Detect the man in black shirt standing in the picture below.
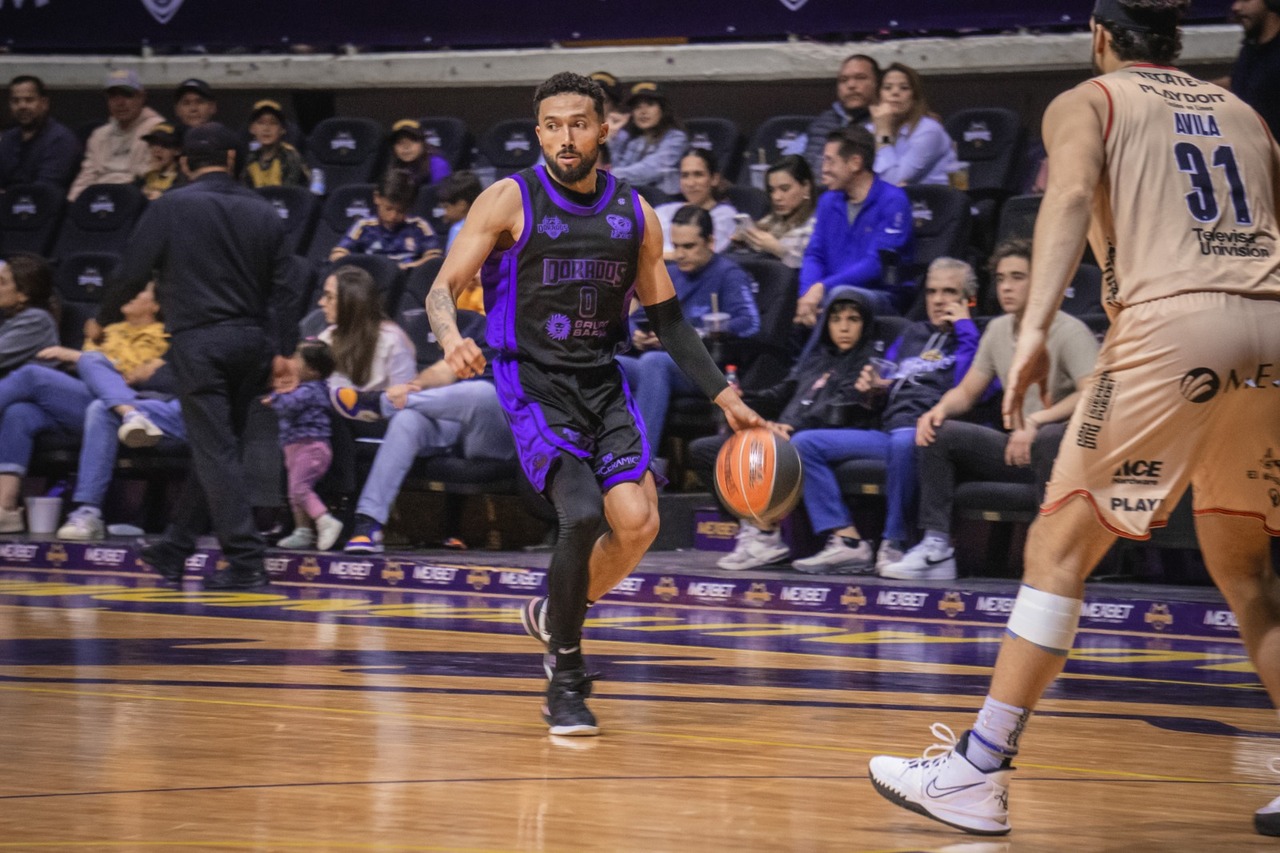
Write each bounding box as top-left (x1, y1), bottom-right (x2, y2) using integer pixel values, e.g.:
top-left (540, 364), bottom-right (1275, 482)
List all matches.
top-left (97, 123), bottom-right (295, 590)
top-left (1225, 0), bottom-right (1280, 137)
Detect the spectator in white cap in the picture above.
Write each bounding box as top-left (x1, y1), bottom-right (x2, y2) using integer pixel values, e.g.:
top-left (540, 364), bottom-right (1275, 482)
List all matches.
top-left (68, 69), bottom-right (164, 200)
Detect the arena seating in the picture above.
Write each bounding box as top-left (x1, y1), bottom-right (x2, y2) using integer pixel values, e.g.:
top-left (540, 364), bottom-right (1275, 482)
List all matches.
top-left (417, 116), bottom-right (473, 170)
top-left (475, 119), bottom-right (540, 179)
top-left (256, 185), bottom-right (320, 257)
top-left (684, 117), bottom-right (743, 180)
top-left (305, 116), bottom-right (385, 190)
top-left (51, 183), bottom-right (145, 258)
top-left (0, 183), bottom-right (64, 257)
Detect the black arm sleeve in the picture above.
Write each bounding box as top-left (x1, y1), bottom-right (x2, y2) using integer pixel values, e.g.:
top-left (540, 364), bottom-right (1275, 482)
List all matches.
top-left (644, 295), bottom-right (729, 401)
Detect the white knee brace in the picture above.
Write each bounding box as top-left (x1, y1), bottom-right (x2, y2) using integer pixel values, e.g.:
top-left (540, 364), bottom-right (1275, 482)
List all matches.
top-left (1006, 584), bottom-right (1082, 656)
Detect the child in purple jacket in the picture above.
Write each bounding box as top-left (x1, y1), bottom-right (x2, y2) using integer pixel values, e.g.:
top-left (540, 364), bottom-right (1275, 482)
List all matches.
top-left (266, 340), bottom-right (344, 550)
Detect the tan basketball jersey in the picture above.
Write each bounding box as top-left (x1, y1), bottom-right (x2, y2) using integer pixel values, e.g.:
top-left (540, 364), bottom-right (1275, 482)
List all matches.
top-left (1087, 65), bottom-right (1280, 315)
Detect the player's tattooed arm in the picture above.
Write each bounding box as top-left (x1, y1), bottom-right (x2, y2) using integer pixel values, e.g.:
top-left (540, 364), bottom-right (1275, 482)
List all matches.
top-left (426, 282), bottom-right (459, 345)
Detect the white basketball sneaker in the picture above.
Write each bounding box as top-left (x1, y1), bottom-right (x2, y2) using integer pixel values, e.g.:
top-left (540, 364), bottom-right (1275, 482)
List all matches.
top-left (717, 523), bottom-right (790, 570)
top-left (879, 537), bottom-right (957, 580)
top-left (792, 534), bottom-right (874, 574)
top-left (868, 724), bottom-right (1012, 836)
top-left (1256, 759), bottom-right (1280, 836)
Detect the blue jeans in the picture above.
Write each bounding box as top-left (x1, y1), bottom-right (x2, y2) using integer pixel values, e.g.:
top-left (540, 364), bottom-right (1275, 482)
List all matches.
top-left (0, 364), bottom-right (93, 476)
top-left (616, 350), bottom-right (696, 450)
top-left (790, 426), bottom-right (917, 542)
top-left (77, 351), bottom-right (139, 408)
top-left (357, 381), bottom-right (515, 524)
top-left (72, 397), bottom-right (187, 507)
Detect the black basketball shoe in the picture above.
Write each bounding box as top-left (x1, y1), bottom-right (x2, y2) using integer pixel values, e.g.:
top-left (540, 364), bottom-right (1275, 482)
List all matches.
top-left (542, 667), bottom-right (600, 737)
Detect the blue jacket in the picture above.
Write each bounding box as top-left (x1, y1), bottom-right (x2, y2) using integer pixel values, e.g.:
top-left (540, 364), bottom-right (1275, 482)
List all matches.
top-left (0, 118), bottom-right (81, 191)
top-left (666, 253), bottom-right (760, 339)
top-left (799, 178), bottom-right (913, 299)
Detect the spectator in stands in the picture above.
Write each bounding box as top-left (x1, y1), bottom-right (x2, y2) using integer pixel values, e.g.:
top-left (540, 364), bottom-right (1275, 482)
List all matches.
top-left (0, 254), bottom-right (57, 379)
top-left (68, 70), bottom-right (164, 201)
top-left (611, 82), bottom-right (688, 190)
top-left (797, 126), bottom-right (912, 324)
top-left (265, 339), bottom-right (344, 551)
top-left (1222, 0), bottom-right (1280, 137)
top-left (242, 99), bottom-right (309, 189)
top-left (315, 265), bottom-right (416, 393)
top-left (329, 170), bottom-right (442, 270)
top-left (729, 155), bottom-right (817, 269)
top-left (136, 123), bottom-right (184, 200)
top-left (437, 169), bottom-right (482, 253)
top-left (333, 341), bottom-right (517, 555)
top-left (0, 262), bottom-right (165, 534)
top-left (0, 75), bottom-right (80, 192)
top-left (590, 71), bottom-right (631, 147)
top-left (881, 239), bottom-right (1099, 581)
top-left (654, 147), bottom-right (739, 252)
top-left (388, 119), bottom-right (451, 188)
top-left (690, 288), bottom-right (881, 571)
top-left (172, 78), bottom-right (218, 136)
top-left (804, 54), bottom-right (882, 180)
top-left (617, 206), bottom-right (759, 451)
top-left (868, 62), bottom-right (962, 187)
top-left (790, 257), bottom-right (981, 575)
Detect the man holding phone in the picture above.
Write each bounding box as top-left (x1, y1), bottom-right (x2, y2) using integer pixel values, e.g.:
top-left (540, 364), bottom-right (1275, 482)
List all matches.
top-left (880, 239), bottom-right (1099, 580)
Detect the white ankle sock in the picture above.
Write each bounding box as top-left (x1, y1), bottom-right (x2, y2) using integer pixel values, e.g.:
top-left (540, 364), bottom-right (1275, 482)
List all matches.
top-left (967, 695), bottom-right (1030, 771)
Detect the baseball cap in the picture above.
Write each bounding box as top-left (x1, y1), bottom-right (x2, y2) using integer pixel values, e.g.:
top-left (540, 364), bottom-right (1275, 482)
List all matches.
top-left (626, 81), bottom-right (669, 106)
top-left (390, 119), bottom-right (424, 141)
top-left (104, 69), bottom-right (143, 94)
top-left (589, 71), bottom-right (624, 105)
top-left (182, 122), bottom-right (239, 158)
top-left (142, 122), bottom-right (181, 148)
top-left (249, 99), bottom-right (287, 123)
top-left (175, 78), bottom-right (215, 101)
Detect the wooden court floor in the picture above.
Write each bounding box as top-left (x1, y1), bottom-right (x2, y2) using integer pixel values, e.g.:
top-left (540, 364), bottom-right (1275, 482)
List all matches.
top-left (1, 569), bottom-right (1278, 852)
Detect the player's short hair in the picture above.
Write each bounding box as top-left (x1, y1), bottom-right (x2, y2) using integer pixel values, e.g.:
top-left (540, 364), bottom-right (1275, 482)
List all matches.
top-left (927, 256), bottom-right (978, 300)
top-left (1096, 0), bottom-right (1188, 65)
top-left (825, 126), bottom-right (877, 172)
top-left (989, 238), bottom-right (1032, 275)
top-left (840, 54), bottom-right (883, 86)
top-left (533, 72), bottom-right (605, 122)
top-left (670, 204), bottom-right (713, 241)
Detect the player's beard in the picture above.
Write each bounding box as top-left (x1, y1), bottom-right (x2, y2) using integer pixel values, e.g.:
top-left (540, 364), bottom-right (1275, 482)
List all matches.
top-left (545, 146), bottom-right (598, 185)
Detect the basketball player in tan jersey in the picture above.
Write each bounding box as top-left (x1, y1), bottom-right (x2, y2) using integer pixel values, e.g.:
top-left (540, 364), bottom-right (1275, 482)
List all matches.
top-left (868, 0), bottom-right (1280, 837)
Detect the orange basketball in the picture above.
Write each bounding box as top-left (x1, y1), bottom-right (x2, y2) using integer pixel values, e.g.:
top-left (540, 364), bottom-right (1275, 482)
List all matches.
top-left (714, 427), bottom-right (803, 526)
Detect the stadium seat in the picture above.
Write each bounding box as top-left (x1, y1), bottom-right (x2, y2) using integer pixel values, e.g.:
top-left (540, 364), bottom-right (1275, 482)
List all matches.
top-left (724, 185), bottom-right (769, 221)
top-left (726, 254), bottom-right (797, 391)
top-left (397, 306), bottom-right (484, 370)
top-left (945, 108), bottom-right (1025, 196)
top-left (742, 115), bottom-right (814, 178)
top-left (306, 183), bottom-right (376, 264)
top-left (995, 193), bottom-right (1042, 245)
top-left (475, 119), bottom-right (540, 178)
top-left (0, 183), bottom-right (64, 257)
top-left (305, 116), bottom-right (384, 191)
top-left (410, 184), bottom-right (449, 244)
top-left (54, 251), bottom-right (119, 348)
top-left (417, 116), bottom-right (473, 170)
top-left (633, 184), bottom-right (671, 208)
top-left (898, 186), bottom-right (973, 317)
top-left (51, 183), bottom-right (145, 258)
top-left (320, 252), bottom-right (406, 313)
top-left (684, 117), bottom-right (742, 179)
top-left (396, 256), bottom-right (445, 318)
top-left (1061, 263), bottom-right (1103, 318)
top-left (255, 185), bottom-right (319, 256)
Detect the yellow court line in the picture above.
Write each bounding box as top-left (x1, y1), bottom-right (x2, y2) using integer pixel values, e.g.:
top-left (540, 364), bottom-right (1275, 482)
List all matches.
top-left (0, 681), bottom-right (1243, 786)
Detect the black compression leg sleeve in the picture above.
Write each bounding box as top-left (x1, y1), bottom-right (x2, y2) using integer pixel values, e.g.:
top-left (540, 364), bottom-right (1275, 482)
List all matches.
top-left (545, 452), bottom-right (605, 669)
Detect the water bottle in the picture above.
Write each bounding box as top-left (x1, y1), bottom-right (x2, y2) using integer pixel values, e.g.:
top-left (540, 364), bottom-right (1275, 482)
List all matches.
top-left (309, 166), bottom-right (326, 196)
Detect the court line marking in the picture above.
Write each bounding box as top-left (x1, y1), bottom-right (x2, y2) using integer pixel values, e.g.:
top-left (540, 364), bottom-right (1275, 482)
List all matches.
top-left (0, 681), bottom-right (1251, 786)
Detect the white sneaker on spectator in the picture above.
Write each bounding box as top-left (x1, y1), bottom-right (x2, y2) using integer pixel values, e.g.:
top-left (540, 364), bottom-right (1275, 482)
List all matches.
top-left (717, 523), bottom-right (790, 570)
top-left (880, 537), bottom-right (957, 580)
top-left (277, 527), bottom-right (316, 549)
top-left (0, 506), bottom-right (24, 534)
top-left (315, 513), bottom-right (344, 551)
top-left (792, 534), bottom-right (874, 575)
top-left (118, 411), bottom-right (163, 448)
top-left (57, 506), bottom-right (105, 541)
top-left (876, 540), bottom-right (906, 574)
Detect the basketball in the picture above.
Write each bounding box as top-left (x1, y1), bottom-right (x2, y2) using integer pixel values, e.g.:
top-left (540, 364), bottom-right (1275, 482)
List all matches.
top-left (714, 427), bottom-right (804, 526)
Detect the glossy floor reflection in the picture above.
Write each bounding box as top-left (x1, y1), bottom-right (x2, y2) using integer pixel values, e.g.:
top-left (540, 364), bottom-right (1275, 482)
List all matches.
top-left (0, 569), bottom-right (1275, 851)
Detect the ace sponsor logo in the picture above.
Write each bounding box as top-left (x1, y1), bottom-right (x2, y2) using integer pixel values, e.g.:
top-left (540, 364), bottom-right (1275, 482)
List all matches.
top-left (612, 576), bottom-right (646, 595)
top-left (329, 561), bottom-right (373, 581)
top-left (0, 543), bottom-right (39, 562)
top-left (686, 581), bottom-right (736, 601)
top-left (264, 557), bottom-right (292, 577)
top-left (412, 566), bottom-right (458, 585)
top-left (1082, 602), bottom-right (1134, 622)
top-left (876, 590), bottom-right (927, 610)
top-left (84, 547), bottom-right (128, 567)
top-left (780, 586), bottom-right (829, 606)
top-left (499, 571), bottom-right (545, 590)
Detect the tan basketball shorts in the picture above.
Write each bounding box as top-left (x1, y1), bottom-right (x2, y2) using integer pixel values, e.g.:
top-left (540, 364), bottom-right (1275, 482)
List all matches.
top-left (1042, 291), bottom-right (1280, 538)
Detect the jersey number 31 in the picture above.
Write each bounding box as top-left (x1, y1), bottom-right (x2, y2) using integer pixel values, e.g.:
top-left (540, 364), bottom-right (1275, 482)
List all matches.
top-left (1175, 142), bottom-right (1253, 226)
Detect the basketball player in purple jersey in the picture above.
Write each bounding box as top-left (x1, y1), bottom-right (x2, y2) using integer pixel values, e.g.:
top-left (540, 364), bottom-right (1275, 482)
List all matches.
top-left (868, 0), bottom-right (1280, 836)
top-left (427, 72), bottom-right (763, 736)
